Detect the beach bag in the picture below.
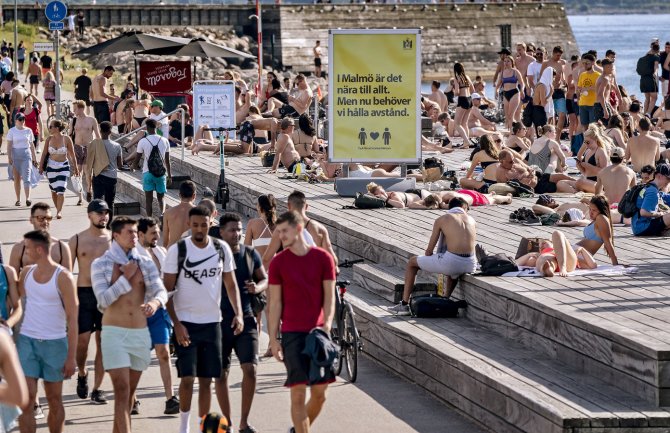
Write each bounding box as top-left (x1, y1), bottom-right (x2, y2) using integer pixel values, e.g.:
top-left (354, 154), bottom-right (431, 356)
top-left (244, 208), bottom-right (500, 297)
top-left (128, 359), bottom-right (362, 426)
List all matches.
top-left (353, 192), bottom-right (386, 209)
top-left (67, 175), bottom-right (83, 194)
top-left (515, 236), bottom-right (550, 259)
top-left (618, 184), bottom-right (651, 218)
top-left (261, 151), bottom-right (275, 167)
top-left (480, 253), bottom-right (518, 276)
top-left (147, 139), bottom-right (166, 177)
top-left (506, 180), bottom-right (534, 197)
top-left (409, 294), bottom-right (467, 318)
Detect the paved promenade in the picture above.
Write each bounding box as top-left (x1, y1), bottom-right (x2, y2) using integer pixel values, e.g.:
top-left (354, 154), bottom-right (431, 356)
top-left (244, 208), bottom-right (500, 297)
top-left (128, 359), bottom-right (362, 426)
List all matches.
top-left (0, 153), bottom-right (486, 433)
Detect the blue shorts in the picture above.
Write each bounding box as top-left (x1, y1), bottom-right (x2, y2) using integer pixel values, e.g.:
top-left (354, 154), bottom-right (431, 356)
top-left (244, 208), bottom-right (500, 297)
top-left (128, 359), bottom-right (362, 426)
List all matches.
top-left (147, 307), bottom-right (172, 347)
top-left (142, 172), bottom-right (167, 194)
top-left (579, 106), bottom-right (596, 126)
top-left (17, 334), bottom-right (68, 382)
top-left (553, 98), bottom-right (567, 115)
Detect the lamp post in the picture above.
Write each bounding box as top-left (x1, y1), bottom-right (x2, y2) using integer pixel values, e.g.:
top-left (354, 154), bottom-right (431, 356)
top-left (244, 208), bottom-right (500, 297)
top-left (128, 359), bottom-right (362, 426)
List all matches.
top-left (250, 0), bottom-right (262, 97)
top-left (13, 0), bottom-right (17, 72)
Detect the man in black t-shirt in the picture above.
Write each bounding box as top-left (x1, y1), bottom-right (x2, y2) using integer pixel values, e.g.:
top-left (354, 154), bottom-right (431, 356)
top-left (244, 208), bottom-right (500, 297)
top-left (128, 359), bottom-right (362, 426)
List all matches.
top-left (74, 68), bottom-right (93, 113)
top-left (640, 41), bottom-right (661, 115)
top-left (215, 212), bottom-right (267, 433)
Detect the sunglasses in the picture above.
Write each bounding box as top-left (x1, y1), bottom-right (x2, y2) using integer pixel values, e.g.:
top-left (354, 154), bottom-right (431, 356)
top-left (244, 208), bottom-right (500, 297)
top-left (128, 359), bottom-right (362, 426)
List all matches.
top-left (32, 215), bottom-right (53, 222)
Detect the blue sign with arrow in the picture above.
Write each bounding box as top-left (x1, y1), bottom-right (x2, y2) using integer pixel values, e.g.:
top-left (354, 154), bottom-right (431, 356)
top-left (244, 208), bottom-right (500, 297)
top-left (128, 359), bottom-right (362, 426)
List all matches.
top-left (45, 1), bottom-right (67, 22)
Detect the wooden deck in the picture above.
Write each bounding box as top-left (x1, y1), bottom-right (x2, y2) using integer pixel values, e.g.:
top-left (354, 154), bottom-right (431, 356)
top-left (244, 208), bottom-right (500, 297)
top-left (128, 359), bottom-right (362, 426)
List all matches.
top-left (153, 148), bottom-right (670, 431)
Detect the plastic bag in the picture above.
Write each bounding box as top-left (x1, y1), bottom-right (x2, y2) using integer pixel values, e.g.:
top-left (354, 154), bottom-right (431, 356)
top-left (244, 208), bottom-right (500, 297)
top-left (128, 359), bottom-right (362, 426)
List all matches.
top-left (68, 175), bottom-right (83, 194)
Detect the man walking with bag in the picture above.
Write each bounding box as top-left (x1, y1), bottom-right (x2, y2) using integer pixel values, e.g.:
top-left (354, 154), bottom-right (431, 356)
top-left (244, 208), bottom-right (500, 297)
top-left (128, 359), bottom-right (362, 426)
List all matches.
top-left (133, 119), bottom-right (171, 217)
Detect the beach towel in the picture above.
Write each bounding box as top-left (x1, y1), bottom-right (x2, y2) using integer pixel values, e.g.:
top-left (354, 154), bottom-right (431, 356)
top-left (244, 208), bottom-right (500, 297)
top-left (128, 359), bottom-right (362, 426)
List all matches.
top-left (501, 265), bottom-right (638, 277)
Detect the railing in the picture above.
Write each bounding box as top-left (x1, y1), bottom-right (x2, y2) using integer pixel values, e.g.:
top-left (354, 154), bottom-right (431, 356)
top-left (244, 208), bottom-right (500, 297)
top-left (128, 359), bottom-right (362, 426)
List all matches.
top-left (115, 107), bottom-right (187, 161)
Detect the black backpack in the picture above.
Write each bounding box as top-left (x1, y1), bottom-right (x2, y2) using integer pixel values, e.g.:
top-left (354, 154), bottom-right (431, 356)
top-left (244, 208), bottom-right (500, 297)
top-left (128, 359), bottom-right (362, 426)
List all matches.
top-left (480, 253), bottom-right (518, 276)
top-left (618, 184), bottom-right (651, 218)
top-left (146, 137), bottom-right (167, 177)
top-left (506, 180), bottom-right (535, 197)
top-left (353, 192), bottom-right (386, 209)
top-left (409, 294), bottom-right (467, 318)
top-left (636, 55), bottom-right (653, 76)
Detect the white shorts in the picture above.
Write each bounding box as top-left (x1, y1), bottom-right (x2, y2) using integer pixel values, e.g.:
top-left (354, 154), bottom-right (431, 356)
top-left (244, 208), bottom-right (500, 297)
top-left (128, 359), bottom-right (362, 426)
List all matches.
top-left (101, 326), bottom-right (152, 372)
top-left (417, 251), bottom-right (477, 278)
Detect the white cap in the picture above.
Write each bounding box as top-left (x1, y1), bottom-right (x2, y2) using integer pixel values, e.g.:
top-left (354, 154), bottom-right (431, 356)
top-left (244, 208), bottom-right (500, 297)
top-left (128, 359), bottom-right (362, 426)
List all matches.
top-left (471, 92), bottom-right (482, 100)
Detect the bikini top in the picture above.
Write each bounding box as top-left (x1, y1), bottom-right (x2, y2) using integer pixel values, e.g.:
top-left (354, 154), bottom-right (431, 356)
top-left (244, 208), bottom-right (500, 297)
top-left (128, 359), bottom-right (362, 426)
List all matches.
top-left (583, 222), bottom-right (603, 243)
top-left (582, 150), bottom-right (597, 166)
top-left (480, 160), bottom-right (498, 168)
top-left (48, 145), bottom-right (68, 155)
top-left (251, 224), bottom-right (272, 248)
top-left (501, 73), bottom-right (518, 85)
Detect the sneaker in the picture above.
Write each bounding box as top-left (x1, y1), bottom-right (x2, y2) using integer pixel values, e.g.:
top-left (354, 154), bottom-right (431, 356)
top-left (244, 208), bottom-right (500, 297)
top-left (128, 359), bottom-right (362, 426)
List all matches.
top-left (131, 399), bottom-right (140, 415)
top-left (287, 428), bottom-right (296, 433)
top-left (90, 389), bottom-right (108, 404)
top-left (388, 302), bottom-right (411, 316)
top-left (34, 403), bottom-right (45, 420)
top-left (76, 373), bottom-right (89, 399)
top-left (509, 211), bottom-right (519, 223)
top-left (523, 214), bottom-right (542, 226)
top-left (164, 396), bottom-right (180, 415)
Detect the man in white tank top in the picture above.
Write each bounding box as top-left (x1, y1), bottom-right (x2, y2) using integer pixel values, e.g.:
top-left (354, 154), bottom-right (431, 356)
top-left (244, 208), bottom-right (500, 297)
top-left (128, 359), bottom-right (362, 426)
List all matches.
top-left (16, 229), bottom-right (78, 433)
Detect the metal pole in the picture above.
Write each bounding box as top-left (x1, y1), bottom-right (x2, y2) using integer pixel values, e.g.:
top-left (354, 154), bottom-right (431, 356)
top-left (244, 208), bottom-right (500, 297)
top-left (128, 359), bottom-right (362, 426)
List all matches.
top-left (55, 30), bottom-right (61, 119)
top-left (134, 52), bottom-right (139, 100)
top-left (256, 0), bottom-right (262, 95)
top-left (180, 108), bottom-right (185, 161)
top-left (13, 0), bottom-right (17, 72)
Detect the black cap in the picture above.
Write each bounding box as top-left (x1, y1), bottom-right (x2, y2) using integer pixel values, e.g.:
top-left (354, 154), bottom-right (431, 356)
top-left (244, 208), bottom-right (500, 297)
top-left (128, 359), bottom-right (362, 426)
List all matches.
top-left (498, 48), bottom-right (512, 55)
top-left (87, 199), bottom-right (110, 213)
top-left (656, 163), bottom-right (670, 178)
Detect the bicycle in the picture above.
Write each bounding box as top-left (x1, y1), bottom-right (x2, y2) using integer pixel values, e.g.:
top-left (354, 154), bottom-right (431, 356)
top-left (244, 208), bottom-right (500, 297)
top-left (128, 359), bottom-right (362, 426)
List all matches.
top-left (46, 99), bottom-right (74, 130)
top-left (332, 258), bottom-right (365, 383)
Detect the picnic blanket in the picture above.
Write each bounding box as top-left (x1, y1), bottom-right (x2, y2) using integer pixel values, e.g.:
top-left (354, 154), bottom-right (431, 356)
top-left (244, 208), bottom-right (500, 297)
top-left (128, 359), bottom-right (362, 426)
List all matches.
top-left (502, 265), bottom-right (638, 277)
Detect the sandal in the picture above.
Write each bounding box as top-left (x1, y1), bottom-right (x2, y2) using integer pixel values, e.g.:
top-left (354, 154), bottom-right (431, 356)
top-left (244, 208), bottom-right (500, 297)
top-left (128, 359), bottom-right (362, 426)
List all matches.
top-left (26, 200), bottom-right (31, 207)
top-left (15, 200), bottom-right (20, 206)
top-left (239, 426), bottom-right (258, 433)
top-left (76, 199), bottom-right (82, 206)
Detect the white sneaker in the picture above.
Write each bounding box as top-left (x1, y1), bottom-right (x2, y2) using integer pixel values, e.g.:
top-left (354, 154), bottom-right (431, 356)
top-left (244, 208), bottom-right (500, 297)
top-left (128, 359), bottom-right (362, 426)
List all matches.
top-left (34, 403), bottom-right (45, 420)
top-left (388, 302), bottom-right (411, 316)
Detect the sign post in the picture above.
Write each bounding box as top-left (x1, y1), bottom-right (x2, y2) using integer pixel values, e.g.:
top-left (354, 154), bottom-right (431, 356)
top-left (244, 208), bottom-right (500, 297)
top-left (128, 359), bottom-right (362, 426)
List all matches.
top-left (328, 29), bottom-right (421, 165)
top-left (45, 0), bottom-right (66, 120)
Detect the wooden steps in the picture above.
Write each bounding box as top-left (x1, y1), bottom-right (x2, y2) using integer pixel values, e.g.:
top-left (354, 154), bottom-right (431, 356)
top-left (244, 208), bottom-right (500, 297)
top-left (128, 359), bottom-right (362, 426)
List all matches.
top-left (346, 284), bottom-right (670, 433)
top-left (352, 262), bottom-right (436, 303)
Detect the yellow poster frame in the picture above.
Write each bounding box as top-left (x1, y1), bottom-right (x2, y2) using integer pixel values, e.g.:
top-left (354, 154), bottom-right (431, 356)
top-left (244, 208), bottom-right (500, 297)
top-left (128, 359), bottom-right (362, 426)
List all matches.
top-left (327, 29), bottom-right (421, 163)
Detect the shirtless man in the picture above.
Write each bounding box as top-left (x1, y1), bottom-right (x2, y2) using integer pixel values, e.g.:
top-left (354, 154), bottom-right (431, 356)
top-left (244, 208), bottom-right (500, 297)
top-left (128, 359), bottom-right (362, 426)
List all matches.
top-left (71, 100), bottom-right (101, 203)
top-left (69, 200), bottom-right (111, 405)
top-left (625, 117), bottom-right (661, 172)
top-left (268, 118), bottom-right (301, 174)
top-left (541, 46), bottom-right (568, 134)
top-left (163, 180), bottom-right (196, 248)
top-left (468, 95), bottom-right (497, 137)
top-left (313, 40), bottom-right (323, 78)
top-left (91, 216), bottom-right (167, 433)
top-left (261, 190), bottom-right (338, 272)
top-left (422, 81), bottom-right (448, 112)
top-left (515, 42), bottom-right (535, 98)
top-left (92, 66), bottom-right (115, 124)
top-left (390, 197), bottom-right (477, 315)
top-left (267, 74), bottom-right (312, 119)
top-left (496, 149), bottom-right (575, 193)
top-left (9, 80), bottom-right (27, 128)
top-left (594, 59), bottom-right (616, 124)
top-left (10, 202), bottom-right (72, 275)
top-left (595, 147), bottom-right (636, 205)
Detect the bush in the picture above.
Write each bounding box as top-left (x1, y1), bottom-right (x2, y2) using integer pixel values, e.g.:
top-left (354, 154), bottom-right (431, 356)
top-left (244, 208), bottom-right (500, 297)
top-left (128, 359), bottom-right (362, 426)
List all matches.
top-left (4, 21), bottom-right (37, 38)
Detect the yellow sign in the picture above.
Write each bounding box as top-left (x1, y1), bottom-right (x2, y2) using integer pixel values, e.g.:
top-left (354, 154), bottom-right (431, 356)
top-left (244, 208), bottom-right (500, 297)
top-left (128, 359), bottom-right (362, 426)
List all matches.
top-left (328, 30), bottom-right (421, 163)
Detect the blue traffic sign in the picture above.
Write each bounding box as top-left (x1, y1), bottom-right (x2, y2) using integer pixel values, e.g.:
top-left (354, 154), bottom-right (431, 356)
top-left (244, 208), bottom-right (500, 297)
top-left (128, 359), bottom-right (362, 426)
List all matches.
top-left (45, 1), bottom-right (67, 22)
top-left (48, 21), bottom-right (64, 31)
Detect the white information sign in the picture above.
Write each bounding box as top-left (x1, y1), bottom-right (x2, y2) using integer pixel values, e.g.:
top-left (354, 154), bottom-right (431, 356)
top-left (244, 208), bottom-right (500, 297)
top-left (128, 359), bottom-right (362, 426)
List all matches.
top-left (193, 80), bottom-right (236, 136)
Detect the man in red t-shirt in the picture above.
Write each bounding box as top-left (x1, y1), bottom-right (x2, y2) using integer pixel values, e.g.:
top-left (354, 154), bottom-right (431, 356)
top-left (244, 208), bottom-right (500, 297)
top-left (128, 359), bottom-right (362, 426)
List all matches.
top-left (268, 210), bottom-right (336, 433)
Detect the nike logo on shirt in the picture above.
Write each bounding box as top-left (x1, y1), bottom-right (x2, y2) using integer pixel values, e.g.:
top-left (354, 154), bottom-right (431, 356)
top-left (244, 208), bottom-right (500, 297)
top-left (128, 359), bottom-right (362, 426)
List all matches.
top-left (184, 253), bottom-right (218, 269)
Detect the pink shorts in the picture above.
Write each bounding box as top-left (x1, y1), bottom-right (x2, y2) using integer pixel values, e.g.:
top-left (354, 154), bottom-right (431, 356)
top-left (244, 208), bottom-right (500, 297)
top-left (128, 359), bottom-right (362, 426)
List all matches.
top-left (457, 189), bottom-right (490, 206)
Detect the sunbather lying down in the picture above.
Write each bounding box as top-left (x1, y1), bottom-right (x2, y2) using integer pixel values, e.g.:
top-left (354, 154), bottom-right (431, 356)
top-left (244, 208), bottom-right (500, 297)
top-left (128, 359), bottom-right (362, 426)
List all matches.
top-left (366, 183), bottom-right (512, 209)
top-left (190, 124), bottom-right (256, 156)
top-left (515, 231), bottom-right (596, 277)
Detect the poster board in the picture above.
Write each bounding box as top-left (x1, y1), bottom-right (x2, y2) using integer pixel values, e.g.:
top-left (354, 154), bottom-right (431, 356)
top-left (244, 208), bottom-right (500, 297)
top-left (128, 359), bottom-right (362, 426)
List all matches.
top-left (192, 80), bottom-right (236, 137)
top-left (328, 29), bottom-right (421, 163)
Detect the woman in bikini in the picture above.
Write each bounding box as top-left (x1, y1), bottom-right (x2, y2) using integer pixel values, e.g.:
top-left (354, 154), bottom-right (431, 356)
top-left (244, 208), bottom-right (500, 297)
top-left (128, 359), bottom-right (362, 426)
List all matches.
top-left (604, 114), bottom-right (628, 151)
top-left (516, 231), bottom-right (597, 277)
top-left (497, 57), bottom-right (524, 131)
top-left (460, 134), bottom-right (500, 192)
top-left (412, 190), bottom-right (512, 209)
top-left (38, 120), bottom-right (79, 219)
top-left (506, 122), bottom-right (531, 159)
top-left (452, 62), bottom-right (475, 148)
top-left (572, 125), bottom-right (609, 193)
top-left (653, 96), bottom-right (670, 141)
top-left (291, 113), bottom-right (320, 159)
top-left (133, 93), bottom-right (151, 126)
top-left (528, 125), bottom-right (568, 174)
top-left (244, 194), bottom-right (276, 356)
top-left (367, 182), bottom-right (425, 209)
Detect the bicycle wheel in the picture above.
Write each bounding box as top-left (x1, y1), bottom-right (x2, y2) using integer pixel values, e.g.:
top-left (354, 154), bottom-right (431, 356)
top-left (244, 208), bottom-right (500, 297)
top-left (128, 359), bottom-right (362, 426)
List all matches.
top-left (331, 317), bottom-right (344, 376)
top-left (342, 303), bottom-right (359, 383)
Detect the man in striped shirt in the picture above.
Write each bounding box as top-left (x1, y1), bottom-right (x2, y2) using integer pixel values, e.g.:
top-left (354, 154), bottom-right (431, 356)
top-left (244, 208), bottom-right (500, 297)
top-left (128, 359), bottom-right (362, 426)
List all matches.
top-left (91, 216), bottom-right (167, 433)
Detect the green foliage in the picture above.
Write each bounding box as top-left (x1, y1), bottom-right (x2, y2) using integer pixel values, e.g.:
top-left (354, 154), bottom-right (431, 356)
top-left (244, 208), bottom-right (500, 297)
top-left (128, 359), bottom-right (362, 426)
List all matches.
top-left (3, 21), bottom-right (36, 38)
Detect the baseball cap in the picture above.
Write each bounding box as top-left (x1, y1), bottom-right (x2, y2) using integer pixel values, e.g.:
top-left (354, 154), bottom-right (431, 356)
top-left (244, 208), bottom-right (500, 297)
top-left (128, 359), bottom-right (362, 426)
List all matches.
top-left (471, 92), bottom-right (481, 100)
top-left (497, 48), bottom-right (512, 55)
top-left (611, 147), bottom-right (625, 158)
top-left (656, 163), bottom-right (670, 178)
top-left (87, 199), bottom-right (110, 213)
top-left (151, 100), bottom-right (164, 109)
top-left (565, 208), bottom-right (585, 222)
top-left (536, 194), bottom-right (555, 207)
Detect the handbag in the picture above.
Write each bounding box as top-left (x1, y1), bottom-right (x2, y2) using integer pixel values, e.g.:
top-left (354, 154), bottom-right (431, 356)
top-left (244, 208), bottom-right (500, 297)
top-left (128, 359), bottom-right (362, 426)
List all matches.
top-left (515, 236), bottom-right (550, 259)
top-left (409, 294), bottom-right (467, 318)
top-left (261, 151), bottom-right (275, 167)
top-left (67, 175), bottom-right (83, 194)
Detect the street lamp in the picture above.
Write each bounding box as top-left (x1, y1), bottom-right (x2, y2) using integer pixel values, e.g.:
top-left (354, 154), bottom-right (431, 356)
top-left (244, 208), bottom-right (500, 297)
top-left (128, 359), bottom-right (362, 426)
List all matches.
top-left (249, 1), bottom-right (262, 98)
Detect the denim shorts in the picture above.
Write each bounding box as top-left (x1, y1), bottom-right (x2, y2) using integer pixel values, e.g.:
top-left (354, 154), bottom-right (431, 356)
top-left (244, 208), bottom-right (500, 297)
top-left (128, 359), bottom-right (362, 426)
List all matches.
top-left (142, 171), bottom-right (167, 194)
top-left (553, 98), bottom-right (567, 115)
top-left (17, 334), bottom-right (68, 382)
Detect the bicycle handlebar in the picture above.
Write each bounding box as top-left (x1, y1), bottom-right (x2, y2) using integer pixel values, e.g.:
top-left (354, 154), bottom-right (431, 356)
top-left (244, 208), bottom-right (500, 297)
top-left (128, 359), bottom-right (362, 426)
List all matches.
top-left (338, 259), bottom-right (364, 268)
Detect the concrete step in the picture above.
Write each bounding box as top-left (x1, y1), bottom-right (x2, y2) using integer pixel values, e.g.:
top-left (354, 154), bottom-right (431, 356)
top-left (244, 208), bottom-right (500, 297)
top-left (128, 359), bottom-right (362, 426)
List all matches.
top-left (113, 193), bottom-right (141, 216)
top-left (346, 284), bottom-right (670, 433)
top-left (352, 262), bottom-right (436, 304)
top-left (453, 275), bottom-right (670, 407)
